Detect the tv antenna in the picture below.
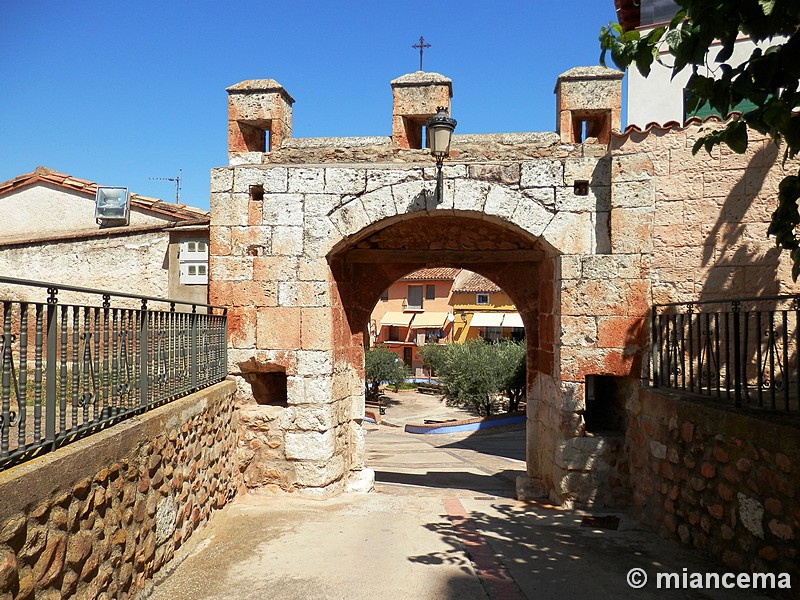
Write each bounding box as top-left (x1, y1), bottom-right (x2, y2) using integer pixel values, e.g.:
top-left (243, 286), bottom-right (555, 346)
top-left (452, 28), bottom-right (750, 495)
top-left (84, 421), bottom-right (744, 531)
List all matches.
top-left (149, 169), bottom-right (182, 203)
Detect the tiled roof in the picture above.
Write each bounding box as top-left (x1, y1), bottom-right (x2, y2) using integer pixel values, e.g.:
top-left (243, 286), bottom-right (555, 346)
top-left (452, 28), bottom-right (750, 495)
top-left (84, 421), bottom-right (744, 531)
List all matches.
top-left (611, 113), bottom-right (739, 142)
top-left (0, 166), bottom-right (209, 223)
top-left (401, 268), bottom-right (460, 281)
top-left (452, 271), bottom-right (502, 293)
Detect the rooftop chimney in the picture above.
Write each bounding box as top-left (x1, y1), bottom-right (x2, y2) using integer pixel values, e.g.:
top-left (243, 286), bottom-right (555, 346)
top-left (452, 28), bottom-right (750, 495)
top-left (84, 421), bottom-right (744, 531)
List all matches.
top-left (390, 72), bottom-right (452, 149)
top-left (555, 67), bottom-right (623, 144)
top-left (226, 79), bottom-right (295, 159)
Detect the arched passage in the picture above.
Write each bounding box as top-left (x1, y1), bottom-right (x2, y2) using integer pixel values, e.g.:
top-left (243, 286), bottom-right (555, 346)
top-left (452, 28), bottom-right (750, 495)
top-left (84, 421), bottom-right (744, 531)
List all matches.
top-left (326, 213), bottom-right (558, 488)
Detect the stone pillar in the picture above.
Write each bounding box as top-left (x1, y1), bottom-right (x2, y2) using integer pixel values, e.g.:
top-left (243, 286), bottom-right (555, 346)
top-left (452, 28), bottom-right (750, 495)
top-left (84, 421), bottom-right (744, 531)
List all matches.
top-left (555, 67), bottom-right (623, 144)
top-left (390, 71), bottom-right (452, 149)
top-left (226, 79), bottom-right (294, 160)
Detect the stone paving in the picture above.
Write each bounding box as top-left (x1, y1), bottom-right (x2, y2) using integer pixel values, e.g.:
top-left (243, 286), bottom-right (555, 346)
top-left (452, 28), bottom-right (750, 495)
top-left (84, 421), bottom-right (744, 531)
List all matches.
top-left (147, 394), bottom-right (772, 600)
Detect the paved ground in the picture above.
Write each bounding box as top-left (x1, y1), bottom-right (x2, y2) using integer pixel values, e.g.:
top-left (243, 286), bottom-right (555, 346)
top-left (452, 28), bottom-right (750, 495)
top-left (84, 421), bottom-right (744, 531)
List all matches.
top-left (147, 393), bottom-right (770, 600)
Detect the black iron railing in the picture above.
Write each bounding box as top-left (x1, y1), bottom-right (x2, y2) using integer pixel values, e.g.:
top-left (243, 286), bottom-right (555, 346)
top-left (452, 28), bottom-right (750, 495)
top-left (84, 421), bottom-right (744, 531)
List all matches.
top-left (0, 277), bottom-right (227, 470)
top-left (652, 295), bottom-right (800, 413)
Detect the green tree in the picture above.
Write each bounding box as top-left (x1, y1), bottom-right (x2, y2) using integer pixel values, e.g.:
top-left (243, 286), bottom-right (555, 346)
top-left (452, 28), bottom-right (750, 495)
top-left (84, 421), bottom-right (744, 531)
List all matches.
top-left (364, 346), bottom-right (407, 403)
top-left (419, 339), bottom-right (526, 417)
top-left (599, 0), bottom-right (800, 277)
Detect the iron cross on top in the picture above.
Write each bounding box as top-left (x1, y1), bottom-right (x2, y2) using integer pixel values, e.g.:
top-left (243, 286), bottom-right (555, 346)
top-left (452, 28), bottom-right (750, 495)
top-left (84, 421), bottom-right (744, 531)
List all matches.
top-left (412, 35), bottom-right (431, 71)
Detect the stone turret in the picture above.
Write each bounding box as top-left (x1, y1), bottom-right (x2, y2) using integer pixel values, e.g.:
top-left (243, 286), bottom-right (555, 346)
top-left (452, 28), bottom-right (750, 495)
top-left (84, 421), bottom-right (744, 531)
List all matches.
top-left (226, 79), bottom-right (294, 160)
top-left (390, 71), bottom-right (452, 149)
top-left (555, 67), bottom-right (623, 144)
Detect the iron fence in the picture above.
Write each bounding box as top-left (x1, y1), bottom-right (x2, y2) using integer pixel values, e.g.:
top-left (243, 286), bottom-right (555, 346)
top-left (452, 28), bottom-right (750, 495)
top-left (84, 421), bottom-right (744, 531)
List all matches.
top-left (652, 295), bottom-right (800, 413)
top-left (0, 276), bottom-right (227, 470)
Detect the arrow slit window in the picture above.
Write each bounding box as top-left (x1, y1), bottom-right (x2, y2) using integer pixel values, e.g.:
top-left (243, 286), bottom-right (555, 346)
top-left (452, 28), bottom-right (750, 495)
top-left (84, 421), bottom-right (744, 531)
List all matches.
top-left (179, 240), bottom-right (209, 285)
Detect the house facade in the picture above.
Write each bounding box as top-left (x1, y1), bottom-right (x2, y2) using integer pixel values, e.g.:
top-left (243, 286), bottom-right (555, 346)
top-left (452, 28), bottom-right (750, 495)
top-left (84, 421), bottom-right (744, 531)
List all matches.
top-left (450, 270), bottom-right (523, 343)
top-left (0, 166), bottom-right (210, 306)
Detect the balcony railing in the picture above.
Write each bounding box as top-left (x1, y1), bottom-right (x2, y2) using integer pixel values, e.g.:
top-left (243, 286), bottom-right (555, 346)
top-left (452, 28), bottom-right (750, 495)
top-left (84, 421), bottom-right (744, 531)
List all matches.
top-left (652, 295), bottom-right (800, 414)
top-left (0, 276), bottom-right (227, 470)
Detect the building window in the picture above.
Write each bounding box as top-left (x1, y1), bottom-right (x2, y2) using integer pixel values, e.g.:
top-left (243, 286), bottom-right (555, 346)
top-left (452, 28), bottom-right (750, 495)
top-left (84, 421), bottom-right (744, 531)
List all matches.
top-left (476, 294), bottom-right (489, 305)
top-left (425, 285), bottom-right (436, 300)
top-left (483, 326), bottom-right (503, 342)
top-left (380, 289), bottom-right (389, 302)
top-left (407, 285), bottom-right (423, 310)
top-left (179, 239), bottom-right (209, 285)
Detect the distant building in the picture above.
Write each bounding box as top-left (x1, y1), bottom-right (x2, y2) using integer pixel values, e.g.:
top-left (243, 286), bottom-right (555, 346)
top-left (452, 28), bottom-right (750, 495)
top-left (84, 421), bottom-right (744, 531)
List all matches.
top-left (615, 0), bottom-right (781, 127)
top-left (0, 166), bottom-right (210, 304)
top-left (369, 268), bottom-right (523, 376)
top-left (370, 267), bottom-right (458, 376)
top-left (451, 271), bottom-right (524, 343)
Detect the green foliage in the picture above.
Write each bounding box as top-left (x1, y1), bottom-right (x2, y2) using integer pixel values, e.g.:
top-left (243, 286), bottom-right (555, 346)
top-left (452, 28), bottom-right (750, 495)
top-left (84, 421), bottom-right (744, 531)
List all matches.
top-left (419, 339), bottom-right (526, 417)
top-left (364, 346), bottom-right (407, 403)
top-left (600, 0), bottom-right (800, 278)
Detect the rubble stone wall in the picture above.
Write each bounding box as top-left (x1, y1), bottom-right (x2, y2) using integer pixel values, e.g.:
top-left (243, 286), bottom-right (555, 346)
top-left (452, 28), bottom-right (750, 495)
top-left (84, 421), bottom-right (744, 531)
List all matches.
top-left (629, 388), bottom-right (799, 581)
top-left (0, 380), bottom-right (240, 600)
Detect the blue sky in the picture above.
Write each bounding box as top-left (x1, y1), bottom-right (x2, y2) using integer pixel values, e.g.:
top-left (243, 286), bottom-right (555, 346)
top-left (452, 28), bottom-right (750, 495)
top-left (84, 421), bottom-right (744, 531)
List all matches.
top-left (0, 1), bottom-right (620, 211)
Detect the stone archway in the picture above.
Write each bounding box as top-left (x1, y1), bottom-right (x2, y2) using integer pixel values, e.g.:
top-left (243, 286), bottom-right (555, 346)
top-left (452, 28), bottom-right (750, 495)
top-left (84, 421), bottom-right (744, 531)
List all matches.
top-left (212, 69), bottom-right (651, 505)
top-left (326, 213), bottom-right (554, 489)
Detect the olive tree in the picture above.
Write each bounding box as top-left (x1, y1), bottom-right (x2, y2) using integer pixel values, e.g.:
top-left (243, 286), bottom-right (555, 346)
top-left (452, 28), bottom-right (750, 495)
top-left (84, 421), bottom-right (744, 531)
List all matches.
top-left (364, 345), bottom-right (407, 403)
top-left (419, 339), bottom-right (526, 417)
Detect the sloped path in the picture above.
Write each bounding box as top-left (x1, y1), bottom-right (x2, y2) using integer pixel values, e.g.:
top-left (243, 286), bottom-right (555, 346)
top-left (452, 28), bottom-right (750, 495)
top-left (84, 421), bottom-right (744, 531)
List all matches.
top-left (148, 400), bottom-right (769, 600)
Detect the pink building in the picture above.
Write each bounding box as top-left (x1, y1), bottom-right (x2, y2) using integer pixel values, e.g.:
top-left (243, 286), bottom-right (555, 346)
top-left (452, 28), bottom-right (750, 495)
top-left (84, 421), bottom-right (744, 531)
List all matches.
top-left (370, 268), bottom-right (458, 375)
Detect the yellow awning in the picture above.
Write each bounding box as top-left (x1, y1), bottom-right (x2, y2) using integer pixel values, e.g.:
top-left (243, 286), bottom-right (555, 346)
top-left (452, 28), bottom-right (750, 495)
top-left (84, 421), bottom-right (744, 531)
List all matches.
top-left (469, 312), bottom-right (504, 328)
top-left (379, 311), bottom-right (414, 327)
top-left (502, 313), bottom-right (524, 328)
top-left (409, 312), bottom-right (450, 329)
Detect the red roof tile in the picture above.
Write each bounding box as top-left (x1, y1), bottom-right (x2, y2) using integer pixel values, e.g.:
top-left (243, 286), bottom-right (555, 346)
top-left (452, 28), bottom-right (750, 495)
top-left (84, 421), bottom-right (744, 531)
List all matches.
top-left (0, 166), bottom-right (209, 223)
top-left (401, 268), bottom-right (460, 281)
top-left (452, 271), bottom-right (502, 293)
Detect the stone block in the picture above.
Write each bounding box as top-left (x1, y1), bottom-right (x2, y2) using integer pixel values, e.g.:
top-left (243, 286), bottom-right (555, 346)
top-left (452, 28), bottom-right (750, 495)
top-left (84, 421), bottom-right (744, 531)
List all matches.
top-left (278, 281), bottom-right (329, 307)
top-left (509, 195), bottom-right (554, 238)
top-left (295, 376), bottom-right (334, 404)
top-left (292, 404), bottom-right (336, 432)
top-left (256, 307), bottom-right (301, 349)
top-left (287, 168), bottom-right (325, 193)
top-left (233, 167), bottom-right (286, 194)
top-left (229, 151), bottom-right (263, 166)
top-left (210, 168), bottom-right (233, 193)
top-left (294, 455), bottom-right (346, 487)
top-left (522, 186), bottom-right (556, 208)
top-left (596, 316), bottom-right (645, 349)
top-left (611, 154), bottom-right (654, 182)
top-left (303, 216), bottom-right (342, 256)
top-left (324, 168), bottom-right (366, 195)
top-left (271, 226), bottom-right (304, 256)
top-left (365, 168), bottom-right (421, 193)
top-left (297, 351), bottom-right (333, 376)
top-left (738, 493), bottom-right (765, 539)
top-left (610, 207), bottom-right (654, 254)
top-left (520, 159), bottom-right (563, 188)
top-left (346, 467), bottom-right (375, 493)
top-left (210, 256), bottom-right (253, 282)
top-left (210, 226), bottom-right (232, 256)
top-left (564, 156), bottom-right (610, 185)
top-left (253, 256), bottom-right (299, 282)
top-left (262, 194), bottom-right (304, 226)
top-left (452, 179), bottom-right (490, 213)
top-left (329, 199), bottom-right (372, 238)
top-left (542, 211), bottom-right (595, 254)
top-left (285, 429), bottom-right (335, 461)
top-left (360, 187), bottom-right (398, 224)
top-left (390, 180), bottom-right (429, 216)
top-left (304, 194), bottom-right (341, 216)
top-left (560, 316), bottom-right (597, 347)
top-left (556, 185), bottom-right (610, 212)
top-left (612, 180), bottom-right (655, 209)
top-left (469, 163), bottom-right (521, 186)
top-left (231, 226), bottom-right (272, 256)
top-left (555, 436), bottom-right (608, 470)
top-left (228, 306), bottom-right (257, 348)
top-left (301, 307), bottom-right (333, 350)
top-left (484, 185), bottom-right (520, 220)
top-left (211, 192), bottom-right (249, 226)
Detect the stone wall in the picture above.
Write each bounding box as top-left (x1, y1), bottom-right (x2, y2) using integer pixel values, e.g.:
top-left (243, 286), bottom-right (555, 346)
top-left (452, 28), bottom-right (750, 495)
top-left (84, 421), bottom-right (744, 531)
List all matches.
top-left (611, 123), bottom-right (798, 304)
top-left (629, 388), bottom-right (799, 581)
top-left (0, 380), bottom-right (240, 600)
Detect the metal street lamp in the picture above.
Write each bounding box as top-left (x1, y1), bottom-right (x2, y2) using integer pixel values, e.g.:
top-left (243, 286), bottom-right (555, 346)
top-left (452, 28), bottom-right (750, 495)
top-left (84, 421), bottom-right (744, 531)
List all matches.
top-left (427, 106), bottom-right (457, 203)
